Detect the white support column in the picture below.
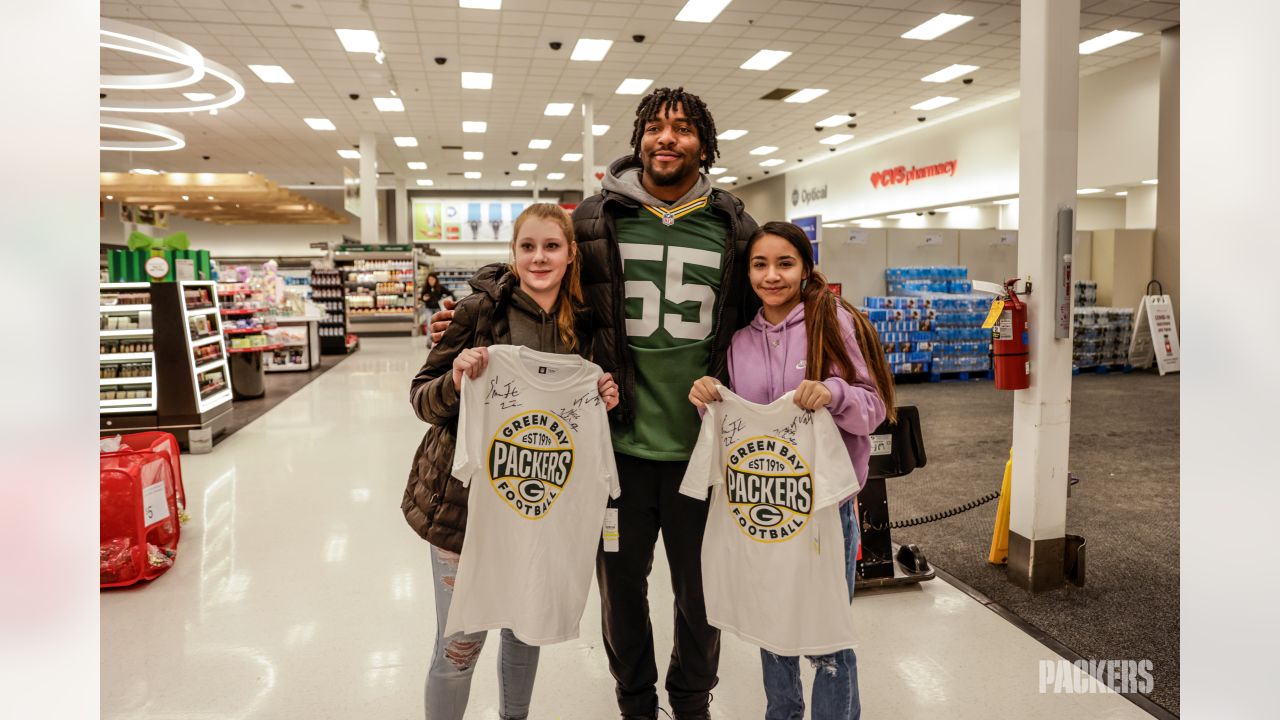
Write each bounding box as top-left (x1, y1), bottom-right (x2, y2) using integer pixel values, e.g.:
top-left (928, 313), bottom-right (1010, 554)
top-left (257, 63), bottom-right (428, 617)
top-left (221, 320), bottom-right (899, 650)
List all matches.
top-left (581, 94), bottom-right (595, 197)
top-left (394, 177), bottom-right (409, 245)
top-left (359, 132), bottom-right (379, 245)
top-left (1008, 0), bottom-right (1080, 593)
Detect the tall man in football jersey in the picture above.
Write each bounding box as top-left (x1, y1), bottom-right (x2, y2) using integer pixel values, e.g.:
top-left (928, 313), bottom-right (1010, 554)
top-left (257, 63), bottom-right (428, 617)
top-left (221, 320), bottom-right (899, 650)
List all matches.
top-left (571, 87), bottom-right (759, 720)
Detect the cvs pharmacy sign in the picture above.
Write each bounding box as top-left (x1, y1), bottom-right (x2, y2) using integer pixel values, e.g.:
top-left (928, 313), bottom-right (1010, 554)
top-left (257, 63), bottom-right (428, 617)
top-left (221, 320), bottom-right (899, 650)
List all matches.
top-left (871, 160), bottom-right (958, 189)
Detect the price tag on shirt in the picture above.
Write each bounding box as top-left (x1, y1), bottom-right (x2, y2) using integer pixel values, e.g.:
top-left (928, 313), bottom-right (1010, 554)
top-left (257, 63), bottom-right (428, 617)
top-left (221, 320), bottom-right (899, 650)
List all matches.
top-left (141, 481), bottom-right (170, 527)
top-left (602, 508), bottom-right (620, 553)
top-left (982, 299), bottom-right (1005, 329)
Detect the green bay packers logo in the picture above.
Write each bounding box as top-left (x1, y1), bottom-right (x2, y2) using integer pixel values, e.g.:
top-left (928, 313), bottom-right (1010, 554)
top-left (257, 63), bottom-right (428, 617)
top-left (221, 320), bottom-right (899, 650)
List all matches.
top-left (725, 435), bottom-right (813, 543)
top-left (487, 411), bottom-right (574, 520)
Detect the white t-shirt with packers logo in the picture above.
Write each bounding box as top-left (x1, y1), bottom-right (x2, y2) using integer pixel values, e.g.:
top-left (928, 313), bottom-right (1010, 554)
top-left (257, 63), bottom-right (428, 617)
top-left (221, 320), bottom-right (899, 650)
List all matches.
top-left (447, 344), bottom-right (620, 645)
top-left (680, 387), bottom-right (859, 656)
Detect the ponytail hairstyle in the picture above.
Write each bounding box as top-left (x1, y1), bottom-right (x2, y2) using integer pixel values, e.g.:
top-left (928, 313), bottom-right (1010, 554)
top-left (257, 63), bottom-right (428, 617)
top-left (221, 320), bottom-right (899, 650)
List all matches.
top-left (510, 203), bottom-right (585, 351)
top-left (748, 221), bottom-right (897, 423)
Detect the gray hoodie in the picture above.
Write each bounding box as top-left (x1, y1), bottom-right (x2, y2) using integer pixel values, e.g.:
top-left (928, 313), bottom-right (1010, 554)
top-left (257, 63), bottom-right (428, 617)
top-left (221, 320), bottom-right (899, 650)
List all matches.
top-left (601, 155), bottom-right (712, 209)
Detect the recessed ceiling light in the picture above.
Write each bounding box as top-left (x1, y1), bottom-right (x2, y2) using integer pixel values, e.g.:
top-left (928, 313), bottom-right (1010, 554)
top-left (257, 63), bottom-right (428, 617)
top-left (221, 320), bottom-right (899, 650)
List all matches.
top-left (518, 163), bottom-right (537, 171)
top-left (911, 96), bottom-right (958, 111)
top-left (511, 180), bottom-right (529, 187)
top-left (816, 114), bottom-right (853, 127)
top-left (547, 172), bottom-right (565, 180)
top-left (616, 78), bottom-right (653, 95)
top-left (207, 196), bottom-right (214, 200)
top-left (718, 129), bottom-right (748, 140)
top-left (1142, 178), bottom-right (1158, 185)
top-left (709, 167), bottom-right (727, 175)
top-left (335, 28), bottom-right (380, 53)
top-left (571, 38), bottom-right (613, 62)
top-left (394, 136), bottom-right (418, 147)
top-left (544, 102), bottom-right (574, 116)
top-left (592, 124), bottom-right (610, 136)
top-left (857, 219), bottom-right (884, 228)
top-left (937, 205), bottom-right (972, 212)
top-left (716, 176), bottom-right (738, 183)
top-left (416, 179), bottom-right (434, 186)
top-left (131, 168), bottom-right (160, 175)
top-left (740, 49), bottom-right (792, 71)
top-left (461, 72), bottom-right (493, 89)
top-left (529, 138), bottom-right (552, 149)
top-left (993, 198), bottom-right (1018, 205)
top-left (304, 117), bottom-right (336, 131)
top-left (819, 133), bottom-right (854, 145)
top-left (1115, 191), bottom-right (1129, 196)
top-left (462, 121), bottom-right (488, 133)
top-left (464, 151), bottom-right (484, 160)
top-left (181, 195), bottom-right (190, 201)
top-left (373, 97), bottom-right (405, 112)
top-left (676, 0), bottom-right (732, 23)
top-left (759, 158), bottom-right (784, 167)
top-left (407, 161), bottom-right (427, 170)
top-left (888, 212), bottom-right (916, 220)
top-left (1079, 30), bottom-right (1142, 55)
top-left (459, 0), bottom-right (500, 9)
top-left (248, 64), bottom-right (295, 84)
top-left (901, 13), bottom-right (973, 41)
top-left (560, 152), bottom-right (582, 161)
top-left (784, 88), bottom-right (828, 104)
top-left (105, 195), bottom-right (113, 200)
top-left (337, 150), bottom-right (360, 159)
top-left (921, 64), bottom-right (980, 83)
top-left (749, 145), bottom-right (777, 155)
top-left (464, 171), bottom-right (482, 179)
top-left (184, 92), bottom-right (216, 101)
top-left (1077, 188), bottom-right (1104, 195)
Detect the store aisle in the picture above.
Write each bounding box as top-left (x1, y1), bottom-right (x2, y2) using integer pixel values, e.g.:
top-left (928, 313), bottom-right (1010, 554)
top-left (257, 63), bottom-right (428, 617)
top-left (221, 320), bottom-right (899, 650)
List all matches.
top-left (101, 338), bottom-right (1151, 720)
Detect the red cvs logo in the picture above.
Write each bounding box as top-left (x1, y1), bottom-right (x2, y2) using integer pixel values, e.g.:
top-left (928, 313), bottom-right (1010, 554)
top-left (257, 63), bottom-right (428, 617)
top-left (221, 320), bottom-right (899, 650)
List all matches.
top-left (870, 160), bottom-right (958, 189)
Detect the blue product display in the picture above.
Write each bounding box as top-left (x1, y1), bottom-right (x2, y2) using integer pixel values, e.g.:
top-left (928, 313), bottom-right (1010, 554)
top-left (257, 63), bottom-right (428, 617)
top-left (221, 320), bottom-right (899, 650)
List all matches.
top-left (868, 265), bottom-right (992, 376)
top-left (1072, 306), bottom-right (1133, 369)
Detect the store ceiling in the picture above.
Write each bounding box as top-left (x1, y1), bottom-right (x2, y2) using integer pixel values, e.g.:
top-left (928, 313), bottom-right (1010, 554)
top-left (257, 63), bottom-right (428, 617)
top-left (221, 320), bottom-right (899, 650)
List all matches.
top-left (100, 0), bottom-right (1179, 192)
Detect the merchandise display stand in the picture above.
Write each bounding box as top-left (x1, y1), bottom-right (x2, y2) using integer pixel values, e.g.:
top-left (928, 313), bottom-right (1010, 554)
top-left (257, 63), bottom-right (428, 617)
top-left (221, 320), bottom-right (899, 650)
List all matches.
top-left (149, 281), bottom-right (233, 448)
top-left (265, 314), bottom-right (323, 372)
top-left (217, 281), bottom-right (279, 399)
top-left (311, 267), bottom-right (352, 354)
top-left (100, 283), bottom-right (159, 434)
top-left (335, 248), bottom-right (424, 336)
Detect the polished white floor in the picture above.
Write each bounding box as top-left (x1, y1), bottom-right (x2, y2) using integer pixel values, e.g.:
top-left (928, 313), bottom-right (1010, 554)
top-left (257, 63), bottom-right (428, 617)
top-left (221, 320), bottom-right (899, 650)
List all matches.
top-left (102, 338), bottom-right (1151, 720)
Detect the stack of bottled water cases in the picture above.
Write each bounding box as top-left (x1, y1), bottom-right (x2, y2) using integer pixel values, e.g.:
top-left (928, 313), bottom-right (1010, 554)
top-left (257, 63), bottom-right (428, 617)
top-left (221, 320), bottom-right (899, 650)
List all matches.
top-left (862, 266), bottom-right (991, 376)
top-left (1071, 280), bottom-right (1134, 369)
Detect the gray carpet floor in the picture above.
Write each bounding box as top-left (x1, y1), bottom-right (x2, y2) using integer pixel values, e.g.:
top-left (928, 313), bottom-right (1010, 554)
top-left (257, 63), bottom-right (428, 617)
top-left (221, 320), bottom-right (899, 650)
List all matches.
top-left (889, 371), bottom-right (1180, 715)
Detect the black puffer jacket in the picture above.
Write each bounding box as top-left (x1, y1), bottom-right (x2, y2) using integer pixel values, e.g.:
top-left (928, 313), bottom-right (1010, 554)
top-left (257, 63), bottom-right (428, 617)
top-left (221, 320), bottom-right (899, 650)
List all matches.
top-left (572, 161), bottom-right (760, 426)
top-left (402, 264), bottom-right (593, 552)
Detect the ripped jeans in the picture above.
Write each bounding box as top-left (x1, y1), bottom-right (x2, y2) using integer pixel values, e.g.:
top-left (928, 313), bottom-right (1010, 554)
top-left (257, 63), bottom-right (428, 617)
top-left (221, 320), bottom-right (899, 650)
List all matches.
top-left (759, 501), bottom-right (860, 720)
top-left (426, 545), bottom-right (540, 720)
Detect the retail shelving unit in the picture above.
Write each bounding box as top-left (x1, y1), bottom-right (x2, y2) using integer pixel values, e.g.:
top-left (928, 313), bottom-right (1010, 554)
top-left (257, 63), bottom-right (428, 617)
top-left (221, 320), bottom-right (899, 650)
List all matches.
top-left (150, 281), bottom-right (234, 446)
top-left (311, 267), bottom-right (350, 354)
top-left (217, 284), bottom-right (281, 398)
top-left (431, 266), bottom-right (476, 301)
top-left (335, 248), bottom-right (421, 336)
top-left (99, 283), bottom-right (159, 433)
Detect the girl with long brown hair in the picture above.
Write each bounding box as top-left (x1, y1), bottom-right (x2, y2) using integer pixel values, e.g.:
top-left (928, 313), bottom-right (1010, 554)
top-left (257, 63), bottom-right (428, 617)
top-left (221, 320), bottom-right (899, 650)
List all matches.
top-left (688, 220), bottom-right (894, 720)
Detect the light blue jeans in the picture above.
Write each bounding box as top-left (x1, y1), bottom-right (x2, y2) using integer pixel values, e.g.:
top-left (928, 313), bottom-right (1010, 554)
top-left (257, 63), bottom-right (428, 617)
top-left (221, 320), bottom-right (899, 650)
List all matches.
top-left (426, 545), bottom-right (540, 720)
top-left (759, 501), bottom-right (861, 720)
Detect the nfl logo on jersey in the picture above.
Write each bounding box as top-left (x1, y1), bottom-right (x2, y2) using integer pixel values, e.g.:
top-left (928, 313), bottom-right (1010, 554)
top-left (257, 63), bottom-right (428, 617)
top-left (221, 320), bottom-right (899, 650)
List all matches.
top-left (662, 212), bottom-right (675, 226)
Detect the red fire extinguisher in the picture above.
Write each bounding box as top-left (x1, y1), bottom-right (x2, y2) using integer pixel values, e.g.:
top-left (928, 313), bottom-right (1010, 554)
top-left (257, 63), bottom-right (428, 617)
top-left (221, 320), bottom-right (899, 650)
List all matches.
top-left (993, 278), bottom-right (1030, 390)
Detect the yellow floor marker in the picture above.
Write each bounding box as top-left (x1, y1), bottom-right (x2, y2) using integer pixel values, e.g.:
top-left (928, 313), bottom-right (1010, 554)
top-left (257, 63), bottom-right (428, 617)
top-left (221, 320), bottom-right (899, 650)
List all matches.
top-left (988, 448), bottom-right (1013, 565)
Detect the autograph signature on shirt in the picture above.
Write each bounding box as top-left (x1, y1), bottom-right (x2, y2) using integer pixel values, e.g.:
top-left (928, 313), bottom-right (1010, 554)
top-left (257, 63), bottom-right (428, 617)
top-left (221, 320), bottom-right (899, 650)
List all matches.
top-left (771, 412), bottom-right (813, 445)
top-left (485, 376), bottom-right (522, 410)
top-left (553, 390), bottom-right (604, 432)
top-left (721, 416), bottom-right (745, 447)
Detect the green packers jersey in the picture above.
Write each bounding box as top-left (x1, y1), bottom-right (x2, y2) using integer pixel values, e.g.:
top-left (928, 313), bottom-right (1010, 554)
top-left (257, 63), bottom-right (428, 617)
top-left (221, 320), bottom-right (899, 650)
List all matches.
top-left (613, 196), bottom-right (727, 461)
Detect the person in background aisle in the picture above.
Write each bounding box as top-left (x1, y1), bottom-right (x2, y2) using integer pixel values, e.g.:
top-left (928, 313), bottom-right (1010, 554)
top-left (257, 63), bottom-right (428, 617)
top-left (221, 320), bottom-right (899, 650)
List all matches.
top-left (403, 203), bottom-right (619, 720)
top-left (688, 221), bottom-right (896, 720)
top-left (421, 272), bottom-right (455, 345)
top-left (430, 86), bottom-right (758, 720)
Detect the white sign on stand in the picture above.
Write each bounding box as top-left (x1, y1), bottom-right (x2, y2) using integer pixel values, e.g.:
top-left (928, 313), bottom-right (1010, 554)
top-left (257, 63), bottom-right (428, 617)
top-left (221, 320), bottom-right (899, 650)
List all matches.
top-left (1129, 295), bottom-right (1180, 375)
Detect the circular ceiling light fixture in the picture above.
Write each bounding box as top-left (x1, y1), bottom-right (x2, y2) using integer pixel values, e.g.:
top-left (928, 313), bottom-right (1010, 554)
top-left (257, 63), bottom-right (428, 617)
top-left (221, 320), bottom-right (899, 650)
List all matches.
top-left (100, 116), bottom-right (186, 152)
top-left (100, 18), bottom-right (206, 90)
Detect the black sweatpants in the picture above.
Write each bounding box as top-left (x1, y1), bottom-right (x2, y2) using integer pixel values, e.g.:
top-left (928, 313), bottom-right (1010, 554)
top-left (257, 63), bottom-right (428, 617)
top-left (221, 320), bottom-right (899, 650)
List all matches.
top-left (596, 452), bottom-right (720, 716)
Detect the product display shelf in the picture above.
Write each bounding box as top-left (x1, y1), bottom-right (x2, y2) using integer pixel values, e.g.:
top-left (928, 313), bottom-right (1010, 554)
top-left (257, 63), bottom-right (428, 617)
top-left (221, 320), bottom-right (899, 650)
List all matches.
top-left (99, 283), bottom-right (158, 430)
top-left (431, 266), bottom-right (476, 300)
top-left (144, 281), bottom-right (234, 447)
top-left (264, 312), bottom-right (324, 373)
top-left (216, 280), bottom-right (276, 398)
top-left (335, 249), bottom-right (420, 336)
top-left (312, 267), bottom-right (350, 354)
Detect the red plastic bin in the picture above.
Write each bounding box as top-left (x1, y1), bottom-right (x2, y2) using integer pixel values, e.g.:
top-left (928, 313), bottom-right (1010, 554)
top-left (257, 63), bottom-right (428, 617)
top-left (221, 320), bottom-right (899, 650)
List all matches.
top-left (100, 432), bottom-right (187, 588)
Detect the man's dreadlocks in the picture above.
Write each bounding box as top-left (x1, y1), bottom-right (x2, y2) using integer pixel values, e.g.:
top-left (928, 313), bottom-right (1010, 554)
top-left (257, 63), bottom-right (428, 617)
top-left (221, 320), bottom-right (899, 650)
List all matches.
top-left (629, 87), bottom-right (719, 172)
